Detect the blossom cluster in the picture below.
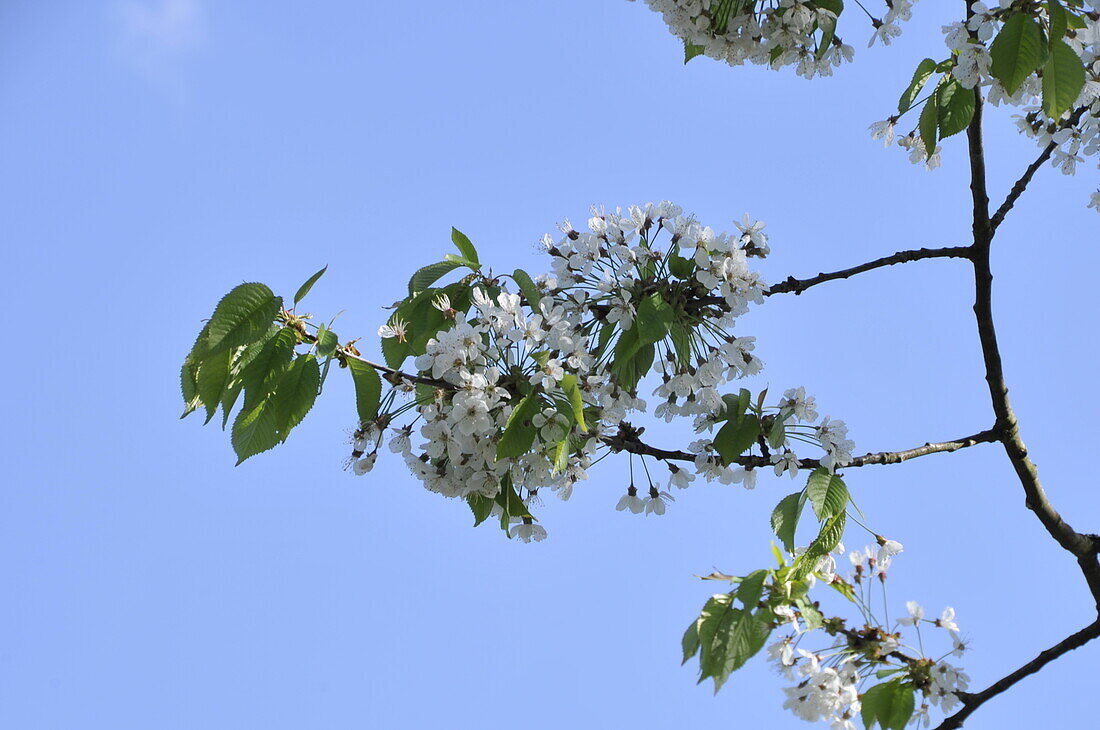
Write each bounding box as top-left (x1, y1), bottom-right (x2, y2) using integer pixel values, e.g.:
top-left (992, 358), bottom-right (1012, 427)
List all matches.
top-left (767, 543), bottom-right (970, 728)
top-left (348, 203), bottom-right (858, 539)
top-left (633, 1), bottom-right (918, 79)
top-left (874, 2), bottom-right (1100, 206)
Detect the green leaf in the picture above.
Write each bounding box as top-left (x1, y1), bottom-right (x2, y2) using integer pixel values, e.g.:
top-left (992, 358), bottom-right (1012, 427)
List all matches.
top-left (719, 389), bottom-right (752, 422)
top-left (670, 321), bottom-right (692, 369)
top-left (898, 58), bottom-right (937, 113)
top-left (828, 578), bottom-right (857, 603)
top-left (816, 14), bottom-right (837, 60)
top-left (682, 619), bottom-right (701, 665)
top-left (668, 254), bottom-right (694, 279)
top-left (380, 286), bottom-right (448, 368)
top-left (684, 39), bottom-right (706, 63)
top-left (1048, 0), bottom-right (1068, 45)
top-left (918, 95), bottom-right (939, 159)
top-left (219, 378), bottom-right (243, 429)
top-left (795, 596), bottom-right (825, 630)
top-left (696, 593), bottom-right (734, 683)
top-left (467, 494), bottom-right (495, 526)
top-left (766, 415), bottom-right (786, 450)
top-left (552, 438), bottom-right (570, 474)
top-left (408, 260), bottom-right (463, 295)
top-left (990, 13), bottom-right (1045, 95)
top-left (293, 265), bottom-right (327, 306)
top-left (710, 0), bottom-right (739, 33)
top-left (496, 394), bottom-right (541, 460)
top-left (1042, 39), bottom-right (1086, 118)
top-left (936, 78), bottom-right (976, 139)
top-left (771, 491), bottom-right (806, 553)
top-left (861, 680), bottom-right (917, 730)
top-left (231, 398), bottom-right (281, 464)
top-left (701, 606), bottom-right (772, 693)
top-left (736, 569), bottom-right (769, 609)
top-left (203, 283), bottom-right (282, 358)
top-left (713, 414), bottom-right (760, 465)
top-left (451, 227), bottom-right (480, 266)
top-left (347, 358), bottom-right (383, 425)
top-left (793, 511), bottom-right (846, 579)
top-left (180, 356), bottom-right (202, 418)
top-left (196, 346), bottom-right (233, 424)
top-left (512, 268), bottom-right (542, 309)
top-left (270, 354), bottom-right (320, 440)
top-left (636, 292), bottom-right (674, 345)
top-left (814, 0), bottom-right (843, 15)
top-left (241, 328), bottom-right (297, 409)
top-left (611, 325), bottom-right (655, 392)
top-left (494, 476), bottom-right (533, 533)
top-left (315, 325), bottom-right (339, 358)
top-left (559, 373), bottom-right (587, 432)
top-left (806, 468), bottom-right (848, 520)
top-left (381, 334), bottom-right (409, 370)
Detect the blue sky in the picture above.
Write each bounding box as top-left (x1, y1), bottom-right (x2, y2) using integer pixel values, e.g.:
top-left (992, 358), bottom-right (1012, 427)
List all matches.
top-left (2, 1), bottom-right (1097, 727)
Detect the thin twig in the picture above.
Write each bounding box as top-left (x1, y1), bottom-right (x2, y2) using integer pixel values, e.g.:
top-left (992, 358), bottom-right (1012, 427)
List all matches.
top-left (764, 246), bottom-right (973, 296)
top-left (989, 107), bottom-right (1089, 231)
top-left (599, 428), bottom-right (999, 471)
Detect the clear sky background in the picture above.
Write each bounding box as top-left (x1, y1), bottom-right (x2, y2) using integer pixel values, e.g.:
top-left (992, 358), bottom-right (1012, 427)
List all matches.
top-left (2, 2), bottom-right (1096, 728)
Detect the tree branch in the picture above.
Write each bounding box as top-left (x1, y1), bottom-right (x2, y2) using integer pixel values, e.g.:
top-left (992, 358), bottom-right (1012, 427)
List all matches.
top-left (764, 246), bottom-right (973, 296)
top-left (966, 93), bottom-right (1100, 607)
top-left (599, 427), bottom-right (999, 472)
top-left (989, 107), bottom-right (1088, 231)
top-left (932, 619), bottom-right (1100, 730)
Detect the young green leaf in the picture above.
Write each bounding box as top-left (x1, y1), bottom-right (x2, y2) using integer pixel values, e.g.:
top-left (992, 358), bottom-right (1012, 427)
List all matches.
top-left (705, 608), bottom-right (772, 693)
top-left (559, 373), bottom-right (587, 432)
top-left (512, 268), bottom-right (542, 309)
top-left (713, 414), bottom-right (760, 465)
top-left (736, 569), bottom-right (769, 609)
top-left (766, 415), bottom-right (786, 450)
top-left (1042, 39), bottom-right (1086, 119)
top-left (684, 38), bottom-right (706, 63)
top-left (990, 13), bottom-right (1045, 95)
top-left (806, 468), bottom-right (849, 520)
top-left (667, 254), bottom-right (694, 279)
top-left (315, 325), bottom-right (339, 358)
top-left (793, 510), bottom-right (846, 579)
top-left (682, 619), bottom-right (701, 665)
top-left (180, 356), bottom-right (202, 418)
top-left (771, 491), bottom-right (806, 553)
top-left (816, 14), bottom-right (837, 60)
top-left (898, 58), bottom-right (937, 113)
top-left (196, 346), bottom-right (233, 424)
top-left (467, 494), bottom-right (495, 526)
top-left (270, 354), bottom-right (320, 440)
top-left (203, 283), bottom-right (282, 358)
top-left (450, 227), bottom-right (480, 266)
top-left (496, 393), bottom-right (541, 460)
top-left (293, 265), bottom-right (327, 306)
top-left (861, 680), bottom-right (917, 730)
top-left (635, 292), bottom-right (674, 345)
top-left (935, 78), bottom-right (976, 139)
top-left (231, 398), bottom-right (281, 465)
top-left (408, 260), bottom-right (464, 295)
top-left (918, 94), bottom-right (939, 160)
top-left (241, 328), bottom-right (297, 408)
top-left (1048, 0), bottom-right (1068, 46)
top-left (219, 381), bottom-right (243, 430)
top-left (670, 321), bottom-right (692, 369)
top-left (346, 358), bottom-right (383, 425)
